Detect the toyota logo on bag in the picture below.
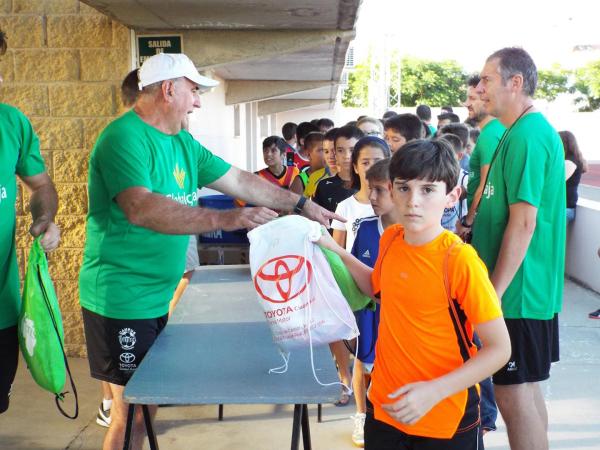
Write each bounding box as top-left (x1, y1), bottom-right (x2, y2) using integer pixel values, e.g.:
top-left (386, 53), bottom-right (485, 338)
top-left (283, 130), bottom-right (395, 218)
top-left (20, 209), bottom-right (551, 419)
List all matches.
top-left (119, 352), bottom-right (136, 364)
top-left (254, 255), bottom-right (312, 303)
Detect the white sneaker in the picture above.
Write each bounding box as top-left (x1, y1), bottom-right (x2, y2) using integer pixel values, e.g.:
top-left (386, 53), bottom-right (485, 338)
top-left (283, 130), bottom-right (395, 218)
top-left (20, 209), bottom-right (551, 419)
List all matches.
top-left (96, 402), bottom-right (111, 428)
top-left (351, 413), bottom-right (366, 447)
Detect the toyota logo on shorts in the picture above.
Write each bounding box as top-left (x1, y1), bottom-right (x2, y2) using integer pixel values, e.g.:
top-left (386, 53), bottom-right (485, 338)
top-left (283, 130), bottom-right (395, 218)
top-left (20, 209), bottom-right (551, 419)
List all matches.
top-left (119, 352), bottom-right (136, 364)
top-left (254, 255), bottom-right (312, 303)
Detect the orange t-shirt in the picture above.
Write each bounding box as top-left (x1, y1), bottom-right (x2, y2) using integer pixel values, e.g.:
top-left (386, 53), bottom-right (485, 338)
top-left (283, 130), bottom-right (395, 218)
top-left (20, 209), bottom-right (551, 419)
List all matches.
top-left (235, 166), bottom-right (299, 207)
top-left (369, 225), bottom-right (503, 439)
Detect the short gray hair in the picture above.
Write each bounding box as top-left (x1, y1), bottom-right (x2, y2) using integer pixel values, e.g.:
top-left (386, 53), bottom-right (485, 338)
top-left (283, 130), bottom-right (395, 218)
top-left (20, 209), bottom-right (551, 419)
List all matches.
top-left (487, 47), bottom-right (537, 97)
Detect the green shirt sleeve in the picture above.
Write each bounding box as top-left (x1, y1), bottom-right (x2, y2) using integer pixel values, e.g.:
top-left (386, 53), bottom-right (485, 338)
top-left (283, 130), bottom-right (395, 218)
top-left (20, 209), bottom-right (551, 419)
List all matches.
top-left (503, 132), bottom-right (547, 208)
top-left (193, 137), bottom-right (231, 187)
top-left (14, 109), bottom-right (45, 177)
top-left (93, 131), bottom-right (153, 200)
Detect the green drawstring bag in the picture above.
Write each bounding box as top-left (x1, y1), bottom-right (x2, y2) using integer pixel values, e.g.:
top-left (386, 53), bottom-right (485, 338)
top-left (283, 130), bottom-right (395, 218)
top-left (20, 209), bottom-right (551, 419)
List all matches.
top-left (320, 246), bottom-right (376, 312)
top-left (18, 237), bottom-right (78, 419)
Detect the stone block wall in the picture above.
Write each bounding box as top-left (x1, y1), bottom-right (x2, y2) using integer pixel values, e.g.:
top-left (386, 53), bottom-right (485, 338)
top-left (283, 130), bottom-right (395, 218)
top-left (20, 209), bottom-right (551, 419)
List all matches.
top-left (0, 0), bottom-right (131, 356)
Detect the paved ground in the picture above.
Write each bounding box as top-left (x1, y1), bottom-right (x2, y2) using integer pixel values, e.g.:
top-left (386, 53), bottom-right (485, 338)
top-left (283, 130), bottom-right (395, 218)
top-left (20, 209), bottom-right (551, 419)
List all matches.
top-left (1, 279), bottom-right (599, 450)
top-left (581, 163), bottom-right (600, 188)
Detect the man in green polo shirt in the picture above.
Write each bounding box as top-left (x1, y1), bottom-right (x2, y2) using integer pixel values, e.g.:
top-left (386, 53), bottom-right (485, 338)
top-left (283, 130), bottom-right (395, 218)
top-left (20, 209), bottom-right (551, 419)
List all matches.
top-left (472, 47), bottom-right (565, 450)
top-left (455, 74), bottom-right (505, 238)
top-left (0, 29), bottom-right (61, 414)
top-left (79, 52), bottom-right (341, 450)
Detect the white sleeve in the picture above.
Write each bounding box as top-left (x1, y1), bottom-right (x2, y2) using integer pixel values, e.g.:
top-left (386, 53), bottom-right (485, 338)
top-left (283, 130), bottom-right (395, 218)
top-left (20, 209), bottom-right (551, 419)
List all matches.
top-left (330, 201), bottom-right (347, 231)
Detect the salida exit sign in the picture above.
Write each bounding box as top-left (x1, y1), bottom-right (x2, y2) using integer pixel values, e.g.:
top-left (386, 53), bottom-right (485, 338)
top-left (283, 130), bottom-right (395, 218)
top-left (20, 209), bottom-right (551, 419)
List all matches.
top-left (137, 35), bottom-right (183, 65)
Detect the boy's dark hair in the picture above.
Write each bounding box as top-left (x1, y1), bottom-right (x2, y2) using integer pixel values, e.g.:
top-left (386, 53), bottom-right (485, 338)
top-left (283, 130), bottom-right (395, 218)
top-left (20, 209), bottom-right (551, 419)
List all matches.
top-left (384, 113), bottom-right (425, 141)
top-left (310, 119), bottom-right (319, 126)
top-left (439, 123), bottom-right (470, 148)
top-left (317, 118), bottom-right (334, 129)
top-left (296, 121), bottom-right (319, 144)
top-left (469, 128), bottom-right (480, 144)
top-left (441, 105), bottom-right (454, 113)
top-left (389, 139), bottom-right (459, 193)
top-left (351, 136), bottom-right (390, 189)
top-left (439, 133), bottom-right (463, 154)
top-left (345, 120), bottom-right (358, 127)
top-left (0, 29), bottom-right (7, 55)
top-left (282, 122), bottom-right (297, 141)
top-left (487, 47), bottom-right (537, 97)
top-left (262, 136), bottom-right (288, 153)
top-left (437, 112), bottom-right (460, 123)
top-left (324, 127), bottom-right (338, 142)
top-left (121, 69), bottom-right (140, 107)
top-left (467, 74), bottom-right (481, 88)
top-left (382, 110), bottom-right (397, 120)
top-left (303, 131), bottom-right (324, 151)
top-left (416, 105), bottom-right (432, 121)
top-left (334, 125), bottom-right (364, 148)
top-left (366, 158), bottom-right (391, 183)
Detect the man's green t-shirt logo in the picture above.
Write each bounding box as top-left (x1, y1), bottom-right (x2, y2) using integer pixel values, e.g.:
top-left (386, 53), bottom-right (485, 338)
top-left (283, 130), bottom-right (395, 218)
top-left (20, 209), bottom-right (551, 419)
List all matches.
top-left (173, 163), bottom-right (186, 189)
top-left (0, 185), bottom-right (7, 205)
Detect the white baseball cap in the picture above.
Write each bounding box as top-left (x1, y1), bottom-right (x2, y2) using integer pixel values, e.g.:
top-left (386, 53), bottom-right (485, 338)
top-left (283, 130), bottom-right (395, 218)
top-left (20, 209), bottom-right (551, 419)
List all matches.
top-left (138, 53), bottom-right (219, 90)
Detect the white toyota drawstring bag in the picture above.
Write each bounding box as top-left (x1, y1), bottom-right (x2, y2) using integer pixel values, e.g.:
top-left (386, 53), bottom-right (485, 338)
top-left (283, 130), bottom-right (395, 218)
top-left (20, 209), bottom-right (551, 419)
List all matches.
top-left (248, 215), bottom-right (359, 378)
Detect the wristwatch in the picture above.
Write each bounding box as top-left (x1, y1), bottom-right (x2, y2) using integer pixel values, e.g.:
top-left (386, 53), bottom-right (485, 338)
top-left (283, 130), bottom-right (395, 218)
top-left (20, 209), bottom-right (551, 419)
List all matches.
top-left (294, 195), bottom-right (308, 214)
top-left (460, 217), bottom-right (472, 228)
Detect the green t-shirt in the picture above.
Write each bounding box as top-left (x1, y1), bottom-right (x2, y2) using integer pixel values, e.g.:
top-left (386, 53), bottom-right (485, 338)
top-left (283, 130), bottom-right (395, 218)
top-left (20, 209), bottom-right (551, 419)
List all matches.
top-left (472, 112), bottom-right (565, 320)
top-left (79, 110), bottom-right (231, 320)
top-left (0, 104), bottom-right (46, 329)
top-left (427, 124), bottom-right (436, 136)
top-left (467, 119), bottom-right (505, 208)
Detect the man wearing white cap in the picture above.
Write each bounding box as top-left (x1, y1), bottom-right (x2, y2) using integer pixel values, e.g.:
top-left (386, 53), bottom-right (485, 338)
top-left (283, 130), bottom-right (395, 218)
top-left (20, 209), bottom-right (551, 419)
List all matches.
top-left (79, 53), bottom-right (341, 449)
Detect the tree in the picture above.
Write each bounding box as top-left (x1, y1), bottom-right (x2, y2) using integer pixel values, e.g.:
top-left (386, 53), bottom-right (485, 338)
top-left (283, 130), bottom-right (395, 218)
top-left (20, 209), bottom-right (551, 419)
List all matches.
top-left (536, 66), bottom-right (571, 102)
top-left (572, 60), bottom-right (600, 112)
top-left (395, 57), bottom-right (467, 107)
top-left (341, 62), bottom-right (370, 108)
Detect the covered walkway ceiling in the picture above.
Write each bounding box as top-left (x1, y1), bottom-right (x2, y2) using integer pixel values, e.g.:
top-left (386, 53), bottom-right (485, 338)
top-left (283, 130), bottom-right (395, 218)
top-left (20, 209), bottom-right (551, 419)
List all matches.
top-left (82, 0), bottom-right (362, 113)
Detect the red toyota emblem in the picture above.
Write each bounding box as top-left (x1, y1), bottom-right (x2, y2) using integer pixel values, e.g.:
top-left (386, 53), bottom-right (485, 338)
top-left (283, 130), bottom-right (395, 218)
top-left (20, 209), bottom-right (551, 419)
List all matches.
top-left (254, 255), bottom-right (313, 303)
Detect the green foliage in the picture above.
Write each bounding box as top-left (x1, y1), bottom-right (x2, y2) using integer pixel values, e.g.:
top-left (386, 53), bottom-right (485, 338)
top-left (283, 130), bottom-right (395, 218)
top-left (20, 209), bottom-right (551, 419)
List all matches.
top-left (536, 66), bottom-right (570, 101)
top-left (573, 60), bottom-right (600, 112)
top-left (341, 62), bottom-right (370, 108)
top-left (396, 57), bottom-right (467, 107)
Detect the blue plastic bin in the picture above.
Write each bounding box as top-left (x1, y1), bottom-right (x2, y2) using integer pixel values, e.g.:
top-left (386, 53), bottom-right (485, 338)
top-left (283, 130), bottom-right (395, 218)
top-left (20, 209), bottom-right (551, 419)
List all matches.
top-left (198, 195), bottom-right (249, 244)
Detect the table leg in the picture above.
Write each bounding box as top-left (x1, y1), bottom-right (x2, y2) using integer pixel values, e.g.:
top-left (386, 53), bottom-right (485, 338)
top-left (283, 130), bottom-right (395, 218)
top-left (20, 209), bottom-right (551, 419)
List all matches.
top-left (291, 404), bottom-right (302, 450)
top-left (142, 405), bottom-right (159, 450)
top-left (123, 404), bottom-right (135, 450)
top-left (301, 404), bottom-right (312, 450)
top-left (317, 403), bottom-right (322, 423)
top-left (218, 404), bottom-right (224, 421)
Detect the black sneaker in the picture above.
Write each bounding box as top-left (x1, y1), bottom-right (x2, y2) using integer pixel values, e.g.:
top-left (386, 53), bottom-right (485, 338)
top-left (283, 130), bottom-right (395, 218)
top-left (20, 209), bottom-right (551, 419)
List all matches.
top-left (96, 402), bottom-right (111, 428)
top-left (589, 309), bottom-right (600, 319)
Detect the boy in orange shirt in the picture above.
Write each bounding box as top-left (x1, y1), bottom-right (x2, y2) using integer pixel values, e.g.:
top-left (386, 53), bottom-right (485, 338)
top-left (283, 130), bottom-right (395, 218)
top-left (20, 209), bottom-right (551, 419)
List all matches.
top-left (319, 138), bottom-right (510, 449)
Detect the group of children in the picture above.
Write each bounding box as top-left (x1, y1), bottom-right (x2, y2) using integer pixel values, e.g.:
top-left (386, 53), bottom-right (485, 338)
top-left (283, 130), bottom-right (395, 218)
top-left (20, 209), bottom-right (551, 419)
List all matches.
top-left (251, 112), bottom-right (510, 449)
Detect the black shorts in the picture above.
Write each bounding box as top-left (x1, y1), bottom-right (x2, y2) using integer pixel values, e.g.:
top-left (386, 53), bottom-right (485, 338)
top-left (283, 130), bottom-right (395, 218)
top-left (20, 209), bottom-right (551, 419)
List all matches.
top-left (82, 308), bottom-right (168, 386)
top-left (493, 313), bottom-right (559, 385)
top-left (0, 325), bottom-right (19, 414)
top-left (364, 413), bottom-right (482, 450)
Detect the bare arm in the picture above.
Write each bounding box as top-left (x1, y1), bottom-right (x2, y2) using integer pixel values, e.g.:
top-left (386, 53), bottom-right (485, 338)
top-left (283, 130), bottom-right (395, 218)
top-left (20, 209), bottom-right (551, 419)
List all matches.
top-left (490, 202), bottom-right (537, 298)
top-left (209, 166), bottom-right (344, 226)
top-left (116, 187), bottom-right (277, 234)
top-left (332, 229), bottom-right (347, 249)
top-left (317, 230), bottom-right (374, 298)
top-left (564, 160), bottom-right (576, 181)
top-left (465, 164), bottom-right (490, 226)
top-left (382, 317), bottom-right (510, 425)
top-left (290, 175), bottom-right (304, 196)
top-left (20, 172), bottom-right (60, 251)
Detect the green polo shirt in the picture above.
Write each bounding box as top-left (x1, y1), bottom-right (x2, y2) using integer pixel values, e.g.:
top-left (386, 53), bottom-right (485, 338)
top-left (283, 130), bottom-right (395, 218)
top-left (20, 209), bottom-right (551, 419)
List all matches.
top-left (467, 119), bottom-right (505, 208)
top-left (79, 110), bottom-right (231, 320)
top-left (0, 104), bottom-right (46, 329)
top-left (472, 112), bottom-right (565, 320)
